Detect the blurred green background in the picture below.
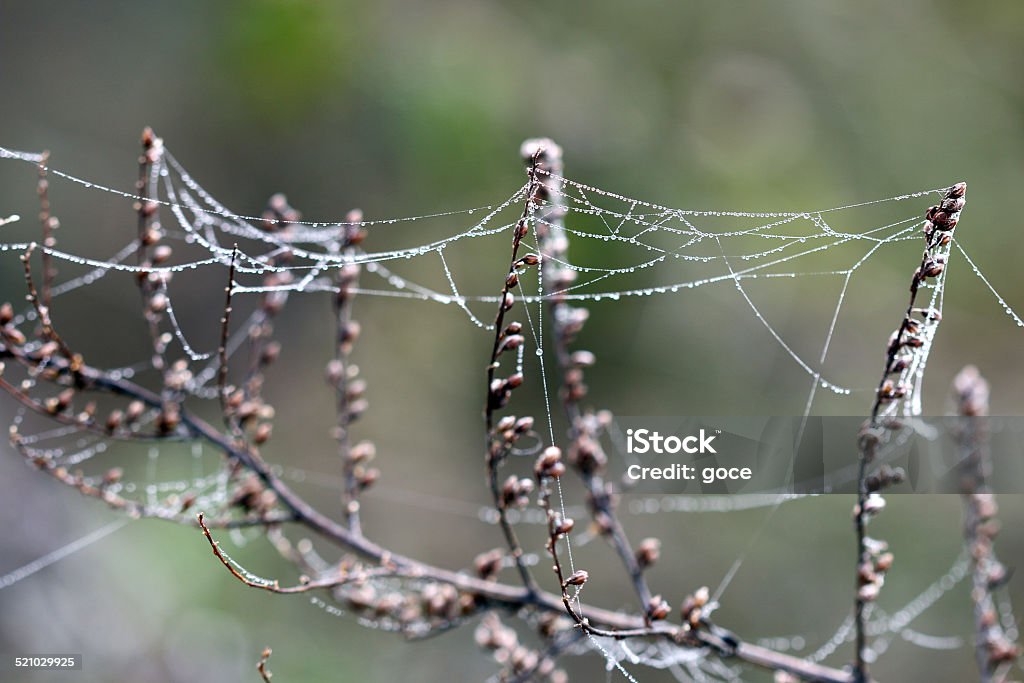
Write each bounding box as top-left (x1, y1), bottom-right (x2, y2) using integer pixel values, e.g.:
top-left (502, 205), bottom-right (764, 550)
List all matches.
top-left (1, 1), bottom-right (1023, 681)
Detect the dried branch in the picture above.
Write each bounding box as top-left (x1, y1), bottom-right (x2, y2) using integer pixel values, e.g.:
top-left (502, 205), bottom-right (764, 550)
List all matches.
top-left (524, 138), bottom-right (658, 626)
top-left (135, 127), bottom-right (168, 373)
top-left (854, 181), bottom-right (967, 681)
top-left (218, 246), bottom-right (239, 419)
top-left (328, 208), bottom-right (371, 533)
top-left (36, 150), bottom-right (57, 312)
top-left (482, 155), bottom-right (543, 596)
top-left (952, 366), bottom-right (1020, 681)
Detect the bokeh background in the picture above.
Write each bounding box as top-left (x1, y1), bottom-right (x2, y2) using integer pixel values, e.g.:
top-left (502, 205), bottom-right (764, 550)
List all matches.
top-left (1, 1), bottom-right (1023, 681)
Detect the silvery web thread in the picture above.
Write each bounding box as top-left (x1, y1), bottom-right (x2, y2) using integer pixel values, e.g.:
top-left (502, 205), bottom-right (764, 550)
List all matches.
top-left (508, 187), bottom-right (873, 679)
top-left (518, 207), bottom-right (645, 683)
top-left (524, 181), bottom-right (978, 673)
top-left (0, 154), bottom-right (944, 583)
top-left (2, 148), bottom-right (1024, 671)
top-left (553, 183), bottom-right (950, 674)
top-left (0, 187), bottom-right (927, 533)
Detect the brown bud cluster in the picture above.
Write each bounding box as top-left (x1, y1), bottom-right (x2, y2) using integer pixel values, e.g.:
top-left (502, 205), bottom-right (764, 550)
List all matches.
top-left (648, 595), bottom-right (671, 621)
top-left (864, 464), bottom-right (905, 493)
top-left (534, 446), bottom-right (566, 480)
top-left (680, 586), bottom-right (709, 629)
top-left (474, 613), bottom-right (566, 682)
top-left (474, 548), bottom-right (505, 581)
top-left (857, 536), bottom-right (893, 603)
top-left (501, 475), bottom-right (535, 509)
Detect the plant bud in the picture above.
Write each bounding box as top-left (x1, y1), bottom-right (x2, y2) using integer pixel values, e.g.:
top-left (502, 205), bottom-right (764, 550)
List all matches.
top-left (254, 423), bottom-right (272, 444)
top-left (535, 446), bottom-right (565, 479)
top-left (636, 538), bottom-right (661, 569)
top-left (496, 416), bottom-right (516, 432)
top-left (475, 548), bottom-right (504, 580)
top-left (553, 517), bottom-right (574, 536)
top-left (152, 245), bottom-right (173, 264)
top-left (514, 416), bottom-right (534, 433)
top-left (564, 570), bottom-right (588, 587)
top-left (350, 440), bottom-right (376, 463)
top-left (648, 596), bottom-right (670, 621)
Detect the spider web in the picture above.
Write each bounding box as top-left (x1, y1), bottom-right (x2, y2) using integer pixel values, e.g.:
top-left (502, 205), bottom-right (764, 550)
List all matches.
top-left (1, 141), bottom-right (1022, 681)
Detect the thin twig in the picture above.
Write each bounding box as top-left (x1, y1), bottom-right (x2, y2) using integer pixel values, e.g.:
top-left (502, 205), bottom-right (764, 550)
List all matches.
top-left (483, 155), bottom-right (543, 596)
top-left (953, 366), bottom-right (1020, 681)
top-left (36, 150), bottom-right (55, 312)
top-left (218, 246), bottom-right (239, 418)
top-left (854, 180), bottom-right (967, 681)
top-left (525, 138), bottom-right (656, 623)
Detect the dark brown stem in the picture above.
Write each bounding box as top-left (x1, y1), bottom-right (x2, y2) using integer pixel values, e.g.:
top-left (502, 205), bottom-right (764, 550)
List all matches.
top-left (952, 366), bottom-right (1020, 681)
top-left (854, 180), bottom-right (967, 682)
top-left (483, 156), bottom-right (543, 596)
top-left (218, 247), bottom-right (239, 419)
top-left (525, 138), bottom-right (656, 622)
top-left (36, 151), bottom-right (55, 312)
top-left (135, 127), bottom-right (167, 373)
top-left (331, 209), bottom-right (367, 534)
